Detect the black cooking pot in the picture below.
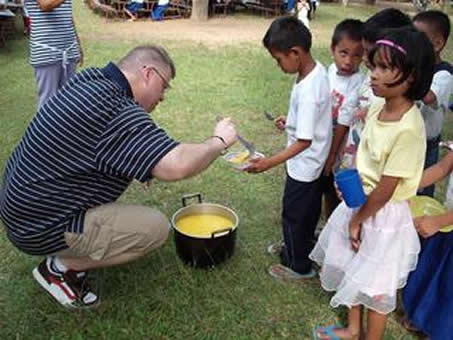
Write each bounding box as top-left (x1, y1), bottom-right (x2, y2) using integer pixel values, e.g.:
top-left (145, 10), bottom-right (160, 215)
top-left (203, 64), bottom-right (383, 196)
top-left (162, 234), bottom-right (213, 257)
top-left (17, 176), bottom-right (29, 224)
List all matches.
top-left (171, 193), bottom-right (239, 268)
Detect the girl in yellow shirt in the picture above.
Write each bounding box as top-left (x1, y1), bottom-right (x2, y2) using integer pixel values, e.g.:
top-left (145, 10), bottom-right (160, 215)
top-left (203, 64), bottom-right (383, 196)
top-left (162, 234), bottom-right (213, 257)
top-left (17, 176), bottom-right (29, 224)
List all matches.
top-left (310, 27), bottom-right (435, 340)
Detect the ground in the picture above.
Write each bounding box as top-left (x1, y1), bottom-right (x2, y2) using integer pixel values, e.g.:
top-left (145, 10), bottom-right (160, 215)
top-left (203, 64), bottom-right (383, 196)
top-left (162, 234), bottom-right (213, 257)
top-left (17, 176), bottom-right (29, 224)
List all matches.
top-left (83, 1), bottom-right (428, 47)
top-left (88, 15), bottom-right (274, 47)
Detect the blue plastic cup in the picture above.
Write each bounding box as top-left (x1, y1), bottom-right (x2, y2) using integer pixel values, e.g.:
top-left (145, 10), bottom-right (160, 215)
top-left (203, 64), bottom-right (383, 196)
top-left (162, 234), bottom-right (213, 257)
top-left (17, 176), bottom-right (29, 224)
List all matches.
top-left (334, 169), bottom-right (367, 208)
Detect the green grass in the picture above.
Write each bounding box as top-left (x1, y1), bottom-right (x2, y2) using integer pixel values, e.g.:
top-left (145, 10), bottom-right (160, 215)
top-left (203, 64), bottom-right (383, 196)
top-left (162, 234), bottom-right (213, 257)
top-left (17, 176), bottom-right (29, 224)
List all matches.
top-left (1, 2), bottom-right (452, 339)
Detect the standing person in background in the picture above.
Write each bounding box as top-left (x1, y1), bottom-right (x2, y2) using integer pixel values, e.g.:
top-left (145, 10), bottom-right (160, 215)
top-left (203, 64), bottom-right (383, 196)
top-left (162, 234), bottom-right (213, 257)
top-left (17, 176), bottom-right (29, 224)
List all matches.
top-left (25, 0), bottom-right (82, 108)
top-left (412, 10), bottom-right (453, 197)
top-left (247, 17), bottom-right (332, 281)
top-left (296, 0), bottom-right (310, 29)
top-left (322, 18), bottom-right (365, 219)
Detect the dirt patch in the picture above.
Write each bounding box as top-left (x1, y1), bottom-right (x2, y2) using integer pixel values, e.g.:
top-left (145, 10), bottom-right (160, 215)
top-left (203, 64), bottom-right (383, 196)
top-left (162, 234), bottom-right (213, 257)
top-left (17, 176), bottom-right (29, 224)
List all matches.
top-left (89, 16), bottom-right (275, 47)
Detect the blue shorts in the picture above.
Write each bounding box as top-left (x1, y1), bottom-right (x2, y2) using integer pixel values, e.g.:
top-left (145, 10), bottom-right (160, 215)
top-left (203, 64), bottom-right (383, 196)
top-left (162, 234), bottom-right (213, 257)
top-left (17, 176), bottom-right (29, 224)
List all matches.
top-left (126, 2), bottom-right (144, 14)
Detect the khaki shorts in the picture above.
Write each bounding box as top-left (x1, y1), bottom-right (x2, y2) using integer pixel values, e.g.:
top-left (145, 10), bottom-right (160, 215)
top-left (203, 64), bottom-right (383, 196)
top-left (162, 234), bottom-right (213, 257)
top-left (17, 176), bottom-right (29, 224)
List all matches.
top-left (55, 203), bottom-right (170, 261)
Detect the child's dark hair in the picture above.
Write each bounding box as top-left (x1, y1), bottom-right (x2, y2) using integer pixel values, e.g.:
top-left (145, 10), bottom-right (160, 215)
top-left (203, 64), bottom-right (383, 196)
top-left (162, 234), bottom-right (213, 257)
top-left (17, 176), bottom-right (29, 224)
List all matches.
top-left (263, 16), bottom-right (312, 53)
top-left (413, 10), bottom-right (451, 43)
top-left (332, 19), bottom-right (364, 47)
top-left (363, 8), bottom-right (412, 43)
top-left (368, 27), bottom-right (435, 100)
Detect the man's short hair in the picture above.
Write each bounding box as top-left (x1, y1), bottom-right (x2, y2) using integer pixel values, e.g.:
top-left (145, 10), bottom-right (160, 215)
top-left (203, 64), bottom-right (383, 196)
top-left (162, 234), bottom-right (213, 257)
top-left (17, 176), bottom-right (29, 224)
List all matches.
top-left (413, 10), bottom-right (451, 43)
top-left (263, 16), bottom-right (312, 53)
top-left (118, 45), bottom-right (176, 79)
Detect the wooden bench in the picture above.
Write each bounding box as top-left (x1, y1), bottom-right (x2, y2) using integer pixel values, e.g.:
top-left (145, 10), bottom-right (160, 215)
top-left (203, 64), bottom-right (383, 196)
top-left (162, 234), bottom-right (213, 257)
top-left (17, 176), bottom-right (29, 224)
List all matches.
top-left (210, 0), bottom-right (232, 16)
top-left (245, 0), bottom-right (283, 16)
top-left (168, 0), bottom-right (191, 18)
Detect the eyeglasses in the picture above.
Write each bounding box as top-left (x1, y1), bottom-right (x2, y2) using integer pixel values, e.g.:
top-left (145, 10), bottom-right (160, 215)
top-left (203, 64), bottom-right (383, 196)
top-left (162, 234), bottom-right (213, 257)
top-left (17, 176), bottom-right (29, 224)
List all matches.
top-left (144, 65), bottom-right (171, 92)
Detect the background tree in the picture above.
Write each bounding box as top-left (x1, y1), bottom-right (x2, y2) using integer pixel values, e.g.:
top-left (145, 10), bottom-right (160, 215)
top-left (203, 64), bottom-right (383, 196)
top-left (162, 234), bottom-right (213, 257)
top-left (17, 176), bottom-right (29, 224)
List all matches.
top-left (191, 0), bottom-right (210, 20)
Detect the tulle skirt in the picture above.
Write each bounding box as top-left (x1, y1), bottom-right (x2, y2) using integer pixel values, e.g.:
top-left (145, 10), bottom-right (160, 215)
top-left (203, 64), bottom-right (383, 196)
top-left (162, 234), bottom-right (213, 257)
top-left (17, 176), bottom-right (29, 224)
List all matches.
top-left (402, 231), bottom-right (453, 339)
top-left (309, 201), bottom-right (420, 314)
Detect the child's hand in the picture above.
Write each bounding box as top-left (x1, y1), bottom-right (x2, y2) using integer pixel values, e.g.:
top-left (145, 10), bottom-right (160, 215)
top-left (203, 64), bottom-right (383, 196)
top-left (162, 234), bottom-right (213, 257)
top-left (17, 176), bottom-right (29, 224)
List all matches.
top-left (323, 154), bottom-right (336, 176)
top-left (244, 157), bottom-right (271, 173)
top-left (355, 108), bottom-right (368, 122)
top-left (349, 217), bottom-right (362, 252)
top-left (413, 216), bottom-right (439, 238)
top-left (274, 116), bottom-right (286, 131)
top-left (334, 181), bottom-right (343, 201)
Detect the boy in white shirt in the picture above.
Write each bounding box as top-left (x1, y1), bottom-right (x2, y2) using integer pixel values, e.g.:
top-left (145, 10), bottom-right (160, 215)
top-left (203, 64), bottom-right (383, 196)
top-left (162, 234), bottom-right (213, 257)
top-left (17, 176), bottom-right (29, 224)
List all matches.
top-left (322, 19), bottom-right (365, 218)
top-left (246, 17), bottom-right (332, 280)
top-left (413, 10), bottom-right (453, 197)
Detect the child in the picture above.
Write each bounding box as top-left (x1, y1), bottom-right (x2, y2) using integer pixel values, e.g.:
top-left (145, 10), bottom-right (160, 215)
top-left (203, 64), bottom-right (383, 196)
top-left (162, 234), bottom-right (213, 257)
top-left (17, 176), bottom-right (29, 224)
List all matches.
top-left (21, 0), bottom-right (30, 36)
top-left (413, 10), bottom-right (453, 197)
top-left (124, 0), bottom-right (144, 21)
top-left (151, 0), bottom-right (169, 21)
top-left (340, 8), bottom-right (412, 170)
top-left (322, 19), bottom-right (365, 218)
top-left (296, 0), bottom-right (310, 29)
top-left (402, 147), bottom-right (453, 340)
top-left (310, 27), bottom-right (435, 340)
top-left (246, 16), bottom-right (332, 280)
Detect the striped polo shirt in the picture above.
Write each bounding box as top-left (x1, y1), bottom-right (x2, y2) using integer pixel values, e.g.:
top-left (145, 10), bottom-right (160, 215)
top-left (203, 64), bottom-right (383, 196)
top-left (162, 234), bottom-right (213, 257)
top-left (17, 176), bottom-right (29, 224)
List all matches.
top-left (0, 63), bottom-right (179, 255)
top-left (26, 0), bottom-right (80, 67)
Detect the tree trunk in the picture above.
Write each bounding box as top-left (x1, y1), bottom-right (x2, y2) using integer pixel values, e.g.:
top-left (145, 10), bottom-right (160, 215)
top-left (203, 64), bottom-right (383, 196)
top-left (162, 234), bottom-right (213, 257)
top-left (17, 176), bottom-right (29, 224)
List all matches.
top-left (191, 0), bottom-right (210, 21)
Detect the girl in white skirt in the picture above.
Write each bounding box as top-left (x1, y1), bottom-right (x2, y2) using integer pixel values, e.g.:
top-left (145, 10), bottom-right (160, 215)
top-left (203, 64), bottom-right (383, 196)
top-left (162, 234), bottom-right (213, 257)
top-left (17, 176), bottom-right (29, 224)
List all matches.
top-left (310, 27), bottom-right (435, 340)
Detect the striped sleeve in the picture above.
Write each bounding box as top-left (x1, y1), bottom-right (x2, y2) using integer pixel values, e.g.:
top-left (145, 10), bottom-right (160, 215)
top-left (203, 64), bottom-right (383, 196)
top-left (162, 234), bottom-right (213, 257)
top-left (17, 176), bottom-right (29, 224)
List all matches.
top-left (95, 108), bottom-right (179, 182)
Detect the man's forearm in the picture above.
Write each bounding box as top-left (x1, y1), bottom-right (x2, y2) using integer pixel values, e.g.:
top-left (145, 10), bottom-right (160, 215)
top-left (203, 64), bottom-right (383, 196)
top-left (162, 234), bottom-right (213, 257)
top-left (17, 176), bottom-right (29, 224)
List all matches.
top-left (151, 139), bottom-right (226, 181)
top-left (37, 0), bottom-right (65, 11)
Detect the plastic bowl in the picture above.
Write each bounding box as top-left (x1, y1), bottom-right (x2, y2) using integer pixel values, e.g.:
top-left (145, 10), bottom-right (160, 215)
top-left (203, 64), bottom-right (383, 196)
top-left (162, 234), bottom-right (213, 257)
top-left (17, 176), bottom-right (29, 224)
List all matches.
top-left (223, 151), bottom-right (264, 170)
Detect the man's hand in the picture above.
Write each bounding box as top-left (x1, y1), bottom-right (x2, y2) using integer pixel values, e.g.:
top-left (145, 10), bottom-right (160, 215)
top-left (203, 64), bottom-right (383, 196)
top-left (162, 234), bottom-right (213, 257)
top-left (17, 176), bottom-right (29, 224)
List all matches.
top-left (274, 116), bottom-right (286, 131)
top-left (244, 156), bottom-right (271, 173)
top-left (213, 117), bottom-right (237, 148)
top-left (349, 215), bottom-right (362, 252)
top-left (414, 216), bottom-right (439, 238)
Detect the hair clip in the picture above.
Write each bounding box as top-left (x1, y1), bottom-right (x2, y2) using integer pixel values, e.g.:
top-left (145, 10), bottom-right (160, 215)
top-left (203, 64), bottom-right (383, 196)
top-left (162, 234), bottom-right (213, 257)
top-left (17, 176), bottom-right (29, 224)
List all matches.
top-left (375, 39), bottom-right (407, 55)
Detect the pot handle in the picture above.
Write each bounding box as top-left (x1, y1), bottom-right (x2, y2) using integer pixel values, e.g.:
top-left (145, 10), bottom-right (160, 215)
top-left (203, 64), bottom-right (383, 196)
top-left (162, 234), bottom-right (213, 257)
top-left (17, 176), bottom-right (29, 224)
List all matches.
top-left (182, 193), bottom-right (203, 207)
top-left (211, 227), bottom-right (232, 238)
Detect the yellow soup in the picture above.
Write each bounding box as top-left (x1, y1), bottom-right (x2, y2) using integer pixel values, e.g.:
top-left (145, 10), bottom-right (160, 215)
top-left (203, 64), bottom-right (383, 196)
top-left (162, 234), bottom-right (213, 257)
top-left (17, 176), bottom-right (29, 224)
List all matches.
top-left (229, 151), bottom-right (249, 164)
top-left (176, 214), bottom-right (234, 237)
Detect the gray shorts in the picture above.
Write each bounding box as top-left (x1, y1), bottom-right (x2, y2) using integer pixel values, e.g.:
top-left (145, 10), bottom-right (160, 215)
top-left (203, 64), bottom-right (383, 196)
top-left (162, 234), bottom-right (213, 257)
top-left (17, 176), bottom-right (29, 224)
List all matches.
top-left (34, 61), bottom-right (77, 108)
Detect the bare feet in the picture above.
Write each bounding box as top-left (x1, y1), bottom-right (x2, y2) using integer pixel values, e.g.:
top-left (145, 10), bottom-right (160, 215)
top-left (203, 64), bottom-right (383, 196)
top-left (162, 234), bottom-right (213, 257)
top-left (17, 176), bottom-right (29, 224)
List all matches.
top-left (317, 326), bottom-right (359, 340)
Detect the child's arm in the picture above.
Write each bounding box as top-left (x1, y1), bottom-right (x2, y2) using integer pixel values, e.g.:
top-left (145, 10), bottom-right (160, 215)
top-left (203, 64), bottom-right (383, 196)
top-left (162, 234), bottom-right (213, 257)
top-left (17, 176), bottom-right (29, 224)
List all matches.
top-left (324, 124), bottom-right (349, 175)
top-left (349, 175), bottom-right (399, 251)
top-left (245, 139), bottom-right (311, 173)
top-left (421, 90), bottom-right (436, 106)
top-left (419, 152), bottom-right (453, 189)
top-left (414, 212), bottom-right (453, 238)
top-left (421, 71), bottom-right (452, 106)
